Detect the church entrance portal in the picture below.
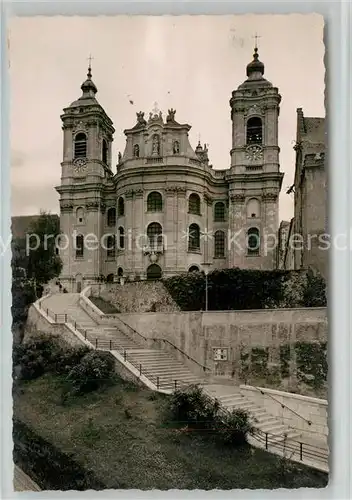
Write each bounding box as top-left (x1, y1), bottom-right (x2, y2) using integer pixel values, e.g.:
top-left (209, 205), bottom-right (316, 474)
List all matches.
top-left (146, 264), bottom-right (162, 281)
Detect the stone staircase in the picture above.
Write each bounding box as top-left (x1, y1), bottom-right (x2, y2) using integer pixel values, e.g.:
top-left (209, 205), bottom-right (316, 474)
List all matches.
top-left (41, 293), bottom-right (205, 391)
top-left (204, 384), bottom-right (302, 443)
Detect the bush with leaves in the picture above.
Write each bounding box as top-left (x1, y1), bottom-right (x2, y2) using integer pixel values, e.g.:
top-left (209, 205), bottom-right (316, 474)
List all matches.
top-left (65, 350), bottom-right (115, 396)
top-left (54, 346), bottom-right (91, 375)
top-left (163, 268), bottom-right (327, 311)
top-left (302, 268), bottom-right (327, 307)
top-left (167, 384), bottom-right (220, 430)
top-left (216, 408), bottom-right (256, 446)
top-left (13, 336), bottom-right (61, 381)
top-left (166, 385), bottom-right (254, 446)
top-left (13, 336), bottom-right (92, 382)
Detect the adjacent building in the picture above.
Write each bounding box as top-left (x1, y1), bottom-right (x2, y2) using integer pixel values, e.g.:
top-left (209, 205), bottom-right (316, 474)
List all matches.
top-left (279, 108), bottom-right (327, 277)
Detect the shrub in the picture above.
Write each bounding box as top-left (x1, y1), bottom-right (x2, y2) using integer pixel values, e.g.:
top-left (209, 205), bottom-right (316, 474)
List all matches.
top-left (13, 336), bottom-right (61, 381)
top-left (163, 268), bottom-right (290, 311)
top-left (65, 350), bottom-right (115, 396)
top-left (167, 384), bottom-right (220, 430)
top-left (216, 409), bottom-right (256, 446)
top-left (302, 268), bottom-right (327, 307)
top-left (54, 346), bottom-right (91, 375)
top-left (163, 268), bottom-right (327, 311)
top-left (13, 336), bottom-right (92, 381)
top-left (166, 385), bottom-right (253, 446)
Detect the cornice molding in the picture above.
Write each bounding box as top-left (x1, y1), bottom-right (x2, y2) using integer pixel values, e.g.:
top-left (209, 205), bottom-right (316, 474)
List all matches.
top-left (60, 202), bottom-right (74, 213)
top-left (230, 192), bottom-right (246, 203)
top-left (125, 188), bottom-right (144, 199)
top-left (164, 185), bottom-right (188, 196)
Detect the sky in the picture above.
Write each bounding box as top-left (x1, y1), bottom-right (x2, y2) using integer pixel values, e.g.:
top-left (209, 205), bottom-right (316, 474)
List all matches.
top-left (9, 14), bottom-right (325, 221)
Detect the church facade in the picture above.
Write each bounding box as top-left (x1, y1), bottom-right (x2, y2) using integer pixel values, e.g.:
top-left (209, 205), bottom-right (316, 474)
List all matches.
top-left (56, 47), bottom-right (284, 292)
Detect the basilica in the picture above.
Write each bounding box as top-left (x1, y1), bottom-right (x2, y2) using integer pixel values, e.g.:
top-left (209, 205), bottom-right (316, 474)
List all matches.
top-left (56, 47), bottom-right (284, 292)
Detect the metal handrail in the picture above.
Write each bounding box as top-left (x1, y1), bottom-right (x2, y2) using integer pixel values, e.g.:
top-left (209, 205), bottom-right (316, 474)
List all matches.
top-left (38, 302), bottom-right (198, 392)
top-left (250, 385), bottom-right (312, 426)
top-left (153, 338), bottom-right (211, 372)
top-left (82, 290), bottom-right (209, 372)
top-left (251, 428), bottom-right (328, 465)
top-left (216, 400), bottom-right (327, 466)
top-left (115, 315), bottom-right (210, 372)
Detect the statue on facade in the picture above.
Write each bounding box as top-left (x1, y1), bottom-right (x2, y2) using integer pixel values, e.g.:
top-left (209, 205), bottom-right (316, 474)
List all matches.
top-left (152, 134), bottom-right (160, 155)
top-left (136, 111), bottom-right (146, 126)
top-left (133, 144), bottom-right (140, 158)
top-left (167, 108), bottom-right (176, 122)
top-left (173, 140), bottom-right (180, 154)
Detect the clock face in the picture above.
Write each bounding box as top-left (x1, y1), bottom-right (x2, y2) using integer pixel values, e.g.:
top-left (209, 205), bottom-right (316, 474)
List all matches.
top-left (73, 157), bottom-right (87, 173)
top-left (245, 145), bottom-right (263, 161)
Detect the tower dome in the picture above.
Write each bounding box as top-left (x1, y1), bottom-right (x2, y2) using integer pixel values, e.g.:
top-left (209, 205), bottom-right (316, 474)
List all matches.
top-left (80, 64), bottom-right (97, 96)
top-left (246, 47), bottom-right (264, 77)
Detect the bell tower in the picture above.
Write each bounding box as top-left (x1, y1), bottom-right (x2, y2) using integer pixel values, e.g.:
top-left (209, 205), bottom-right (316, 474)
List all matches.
top-left (227, 44), bottom-right (284, 270)
top-left (56, 61), bottom-right (115, 291)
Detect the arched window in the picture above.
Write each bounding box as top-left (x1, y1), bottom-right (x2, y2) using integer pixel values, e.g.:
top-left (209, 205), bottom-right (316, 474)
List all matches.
top-left (188, 193), bottom-right (201, 215)
top-left (102, 139), bottom-right (108, 164)
top-left (147, 192), bottom-right (163, 212)
top-left (117, 267), bottom-right (124, 277)
top-left (107, 207), bottom-right (116, 227)
top-left (247, 227), bottom-right (260, 255)
top-left (106, 235), bottom-right (116, 258)
top-left (147, 264), bottom-right (162, 280)
top-left (189, 265), bottom-right (199, 273)
top-left (246, 117), bottom-right (263, 145)
top-left (133, 144), bottom-right (140, 158)
top-left (118, 197), bottom-right (125, 217)
top-left (214, 202), bottom-right (225, 222)
top-left (188, 223), bottom-right (200, 251)
top-left (74, 132), bottom-right (87, 158)
top-left (76, 207), bottom-right (85, 224)
top-left (147, 222), bottom-right (163, 249)
top-left (118, 226), bottom-right (125, 250)
top-left (247, 198), bottom-right (261, 218)
top-left (75, 234), bottom-right (84, 258)
top-left (214, 231), bottom-right (225, 258)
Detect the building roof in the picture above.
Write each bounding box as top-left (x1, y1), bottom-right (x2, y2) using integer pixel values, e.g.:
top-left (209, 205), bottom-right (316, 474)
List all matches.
top-left (297, 108), bottom-right (325, 146)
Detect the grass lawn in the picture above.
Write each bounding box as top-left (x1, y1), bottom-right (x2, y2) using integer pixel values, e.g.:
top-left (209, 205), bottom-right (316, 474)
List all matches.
top-left (88, 296), bottom-right (120, 314)
top-left (14, 374), bottom-right (328, 490)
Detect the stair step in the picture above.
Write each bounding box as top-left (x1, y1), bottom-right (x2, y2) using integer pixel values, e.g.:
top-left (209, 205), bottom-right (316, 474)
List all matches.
top-left (259, 421), bottom-right (288, 433)
top-left (129, 361), bottom-right (186, 369)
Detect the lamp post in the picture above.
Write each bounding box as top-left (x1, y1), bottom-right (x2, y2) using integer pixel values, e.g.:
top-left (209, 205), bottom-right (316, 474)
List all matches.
top-left (201, 262), bottom-right (212, 311)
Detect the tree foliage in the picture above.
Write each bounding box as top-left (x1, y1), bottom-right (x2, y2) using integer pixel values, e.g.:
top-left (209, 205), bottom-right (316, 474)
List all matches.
top-left (163, 268), bottom-right (327, 311)
top-left (11, 211), bottom-right (62, 341)
top-left (163, 268), bottom-right (290, 311)
top-left (26, 211), bottom-right (62, 285)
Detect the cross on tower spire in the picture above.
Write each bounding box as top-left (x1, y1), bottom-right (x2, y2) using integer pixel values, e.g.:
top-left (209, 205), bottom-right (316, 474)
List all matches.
top-left (252, 32), bottom-right (261, 49)
top-left (87, 54), bottom-right (94, 78)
